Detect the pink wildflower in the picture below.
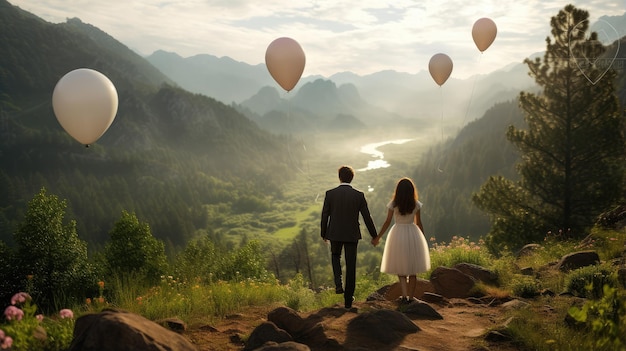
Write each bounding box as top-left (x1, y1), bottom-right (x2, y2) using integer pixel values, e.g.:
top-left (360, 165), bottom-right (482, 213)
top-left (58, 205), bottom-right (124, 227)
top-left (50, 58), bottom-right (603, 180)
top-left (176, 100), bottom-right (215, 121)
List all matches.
top-left (59, 309), bottom-right (74, 319)
top-left (36, 314), bottom-right (44, 322)
top-left (1, 335), bottom-right (12, 349)
top-left (4, 306), bottom-right (23, 321)
top-left (10, 292), bottom-right (31, 305)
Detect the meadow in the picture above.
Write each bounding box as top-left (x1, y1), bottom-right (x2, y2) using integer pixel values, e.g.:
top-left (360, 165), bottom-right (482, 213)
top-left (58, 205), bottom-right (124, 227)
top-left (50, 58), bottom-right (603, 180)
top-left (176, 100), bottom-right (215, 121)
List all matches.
top-left (0, 132), bottom-right (624, 350)
top-left (3, 229), bottom-right (624, 350)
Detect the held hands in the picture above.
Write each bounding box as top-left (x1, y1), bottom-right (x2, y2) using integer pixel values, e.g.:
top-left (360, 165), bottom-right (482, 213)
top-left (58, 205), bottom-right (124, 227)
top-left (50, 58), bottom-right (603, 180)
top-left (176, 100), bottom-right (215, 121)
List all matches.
top-left (371, 234), bottom-right (382, 247)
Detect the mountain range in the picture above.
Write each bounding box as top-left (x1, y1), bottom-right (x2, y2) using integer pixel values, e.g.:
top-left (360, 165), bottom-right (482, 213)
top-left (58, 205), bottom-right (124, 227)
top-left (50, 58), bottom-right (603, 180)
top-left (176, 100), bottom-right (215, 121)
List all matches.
top-left (145, 11), bottom-right (626, 136)
top-left (1, 0), bottom-right (625, 248)
top-left (0, 0), bottom-right (299, 246)
top-left (146, 50), bottom-right (536, 134)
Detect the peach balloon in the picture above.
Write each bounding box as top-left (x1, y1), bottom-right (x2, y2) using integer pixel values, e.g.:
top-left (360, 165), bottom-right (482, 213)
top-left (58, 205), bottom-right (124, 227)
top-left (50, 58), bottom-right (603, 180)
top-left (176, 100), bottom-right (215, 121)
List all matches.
top-left (265, 37), bottom-right (306, 92)
top-left (472, 18), bottom-right (497, 52)
top-left (428, 53), bottom-right (453, 86)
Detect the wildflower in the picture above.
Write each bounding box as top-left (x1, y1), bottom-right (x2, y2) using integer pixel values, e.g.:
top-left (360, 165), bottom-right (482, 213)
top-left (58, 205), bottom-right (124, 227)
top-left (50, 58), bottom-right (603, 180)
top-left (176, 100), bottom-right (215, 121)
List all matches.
top-left (36, 314), bottom-right (44, 322)
top-left (10, 292), bottom-right (31, 305)
top-left (1, 335), bottom-right (12, 349)
top-left (4, 306), bottom-right (24, 321)
top-left (98, 281), bottom-right (105, 289)
top-left (86, 298), bottom-right (92, 305)
top-left (98, 297), bottom-right (105, 304)
top-left (59, 309), bottom-right (74, 319)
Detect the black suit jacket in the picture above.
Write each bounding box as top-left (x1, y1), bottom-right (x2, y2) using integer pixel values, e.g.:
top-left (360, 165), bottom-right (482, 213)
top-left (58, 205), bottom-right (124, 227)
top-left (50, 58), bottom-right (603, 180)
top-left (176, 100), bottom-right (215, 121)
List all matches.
top-left (320, 184), bottom-right (377, 242)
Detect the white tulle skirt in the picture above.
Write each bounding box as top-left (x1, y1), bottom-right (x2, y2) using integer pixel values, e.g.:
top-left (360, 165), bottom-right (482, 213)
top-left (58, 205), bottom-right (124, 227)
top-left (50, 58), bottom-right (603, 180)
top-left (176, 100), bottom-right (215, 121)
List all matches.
top-left (380, 223), bottom-right (431, 275)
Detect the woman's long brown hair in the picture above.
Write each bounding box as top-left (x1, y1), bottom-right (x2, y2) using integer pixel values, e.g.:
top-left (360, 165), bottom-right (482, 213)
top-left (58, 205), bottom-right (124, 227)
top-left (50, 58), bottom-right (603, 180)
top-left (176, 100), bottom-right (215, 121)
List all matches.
top-left (393, 177), bottom-right (418, 215)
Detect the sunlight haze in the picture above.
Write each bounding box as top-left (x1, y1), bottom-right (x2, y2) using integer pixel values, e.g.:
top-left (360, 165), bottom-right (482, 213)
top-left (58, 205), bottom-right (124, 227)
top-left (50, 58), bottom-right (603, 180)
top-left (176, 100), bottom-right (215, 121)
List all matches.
top-left (8, 0), bottom-right (626, 79)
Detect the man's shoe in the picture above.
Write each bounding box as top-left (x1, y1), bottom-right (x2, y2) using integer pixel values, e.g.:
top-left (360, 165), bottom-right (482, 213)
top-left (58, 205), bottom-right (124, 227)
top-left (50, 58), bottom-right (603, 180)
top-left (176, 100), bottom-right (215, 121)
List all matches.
top-left (345, 296), bottom-right (355, 309)
top-left (335, 287), bottom-right (344, 294)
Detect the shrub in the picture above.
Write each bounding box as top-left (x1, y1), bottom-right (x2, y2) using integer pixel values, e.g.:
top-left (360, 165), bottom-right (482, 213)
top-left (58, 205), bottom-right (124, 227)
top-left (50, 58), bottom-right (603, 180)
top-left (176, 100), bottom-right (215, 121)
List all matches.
top-left (568, 284), bottom-right (626, 350)
top-left (429, 236), bottom-right (491, 270)
top-left (104, 211), bottom-right (168, 285)
top-left (565, 264), bottom-right (617, 299)
top-left (509, 274), bottom-right (540, 298)
top-left (13, 188), bottom-right (95, 311)
top-left (283, 273), bottom-right (315, 311)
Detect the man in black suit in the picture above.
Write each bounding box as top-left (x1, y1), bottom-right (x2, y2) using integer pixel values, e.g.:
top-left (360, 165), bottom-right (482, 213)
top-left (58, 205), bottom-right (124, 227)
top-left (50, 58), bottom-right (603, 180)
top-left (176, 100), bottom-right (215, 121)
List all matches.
top-left (320, 165), bottom-right (377, 309)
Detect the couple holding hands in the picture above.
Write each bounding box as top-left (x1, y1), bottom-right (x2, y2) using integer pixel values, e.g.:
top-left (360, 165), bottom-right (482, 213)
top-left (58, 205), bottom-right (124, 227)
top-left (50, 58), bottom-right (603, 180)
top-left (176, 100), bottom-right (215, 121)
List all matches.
top-left (320, 165), bottom-right (431, 309)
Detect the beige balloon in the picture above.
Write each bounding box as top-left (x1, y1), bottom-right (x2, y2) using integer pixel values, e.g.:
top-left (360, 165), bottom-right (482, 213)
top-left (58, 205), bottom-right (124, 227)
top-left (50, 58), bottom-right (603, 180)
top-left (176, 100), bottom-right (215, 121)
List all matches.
top-left (265, 37), bottom-right (306, 92)
top-left (472, 18), bottom-right (497, 52)
top-left (52, 68), bottom-right (118, 146)
top-left (428, 53), bottom-right (453, 86)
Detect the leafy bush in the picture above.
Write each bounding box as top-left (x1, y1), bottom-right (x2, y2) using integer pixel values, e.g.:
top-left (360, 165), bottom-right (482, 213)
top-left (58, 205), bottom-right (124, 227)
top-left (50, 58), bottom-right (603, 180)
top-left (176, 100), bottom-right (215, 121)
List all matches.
top-left (283, 274), bottom-right (316, 311)
top-left (219, 240), bottom-right (273, 282)
top-left (104, 211), bottom-right (168, 285)
top-left (13, 188), bottom-right (95, 311)
top-left (509, 274), bottom-right (540, 298)
top-left (568, 284), bottom-right (626, 350)
top-left (565, 264), bottom-right (617, 299)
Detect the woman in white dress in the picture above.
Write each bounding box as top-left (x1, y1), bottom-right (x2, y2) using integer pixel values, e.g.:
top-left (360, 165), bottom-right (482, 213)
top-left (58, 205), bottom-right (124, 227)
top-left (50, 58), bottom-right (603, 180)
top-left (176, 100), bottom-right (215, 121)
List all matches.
top-left (372, 177), bottom-right (431, 304)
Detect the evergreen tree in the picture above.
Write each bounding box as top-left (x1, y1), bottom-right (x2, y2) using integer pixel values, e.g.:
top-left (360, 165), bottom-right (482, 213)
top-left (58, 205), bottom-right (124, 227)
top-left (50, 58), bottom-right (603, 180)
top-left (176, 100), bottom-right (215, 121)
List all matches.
top-left (13, 188), bottom-right (95, 311)
top-left (473, 5), bottom-right (625, 251)
top-left (104, 210), bottom-right (168, 284)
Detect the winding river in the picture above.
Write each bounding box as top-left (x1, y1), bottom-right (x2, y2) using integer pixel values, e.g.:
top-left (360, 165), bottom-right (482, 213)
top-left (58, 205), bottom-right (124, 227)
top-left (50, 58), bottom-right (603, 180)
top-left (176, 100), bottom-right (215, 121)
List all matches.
top-left (357, 138), bottom-right (414, 172)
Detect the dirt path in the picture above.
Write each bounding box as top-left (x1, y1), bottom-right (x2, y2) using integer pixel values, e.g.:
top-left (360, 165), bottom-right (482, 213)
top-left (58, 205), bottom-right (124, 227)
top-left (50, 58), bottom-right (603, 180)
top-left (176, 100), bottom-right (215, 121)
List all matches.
top-left (186, 298), bottom-right (522, 351)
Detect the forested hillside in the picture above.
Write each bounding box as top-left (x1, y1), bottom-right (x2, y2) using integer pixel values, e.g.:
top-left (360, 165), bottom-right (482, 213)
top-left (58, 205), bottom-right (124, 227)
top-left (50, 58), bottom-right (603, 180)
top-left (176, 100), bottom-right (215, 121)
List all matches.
top-left (410, 100), bottom-right (524, 242)
top-left (411, 33), bottom-right (626, 244)
top-left (0, 0), bottom-right (301, 249)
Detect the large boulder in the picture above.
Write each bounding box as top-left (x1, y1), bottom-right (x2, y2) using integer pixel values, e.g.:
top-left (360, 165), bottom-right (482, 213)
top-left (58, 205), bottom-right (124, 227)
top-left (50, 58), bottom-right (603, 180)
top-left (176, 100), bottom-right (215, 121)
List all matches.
top-left (430, 266), bottom-right (476, 298)
top-left (246, 307), bottom-right (338, 350)
top-left (453, 263), bottom-right (498, 286)
top-left (555, 250), bottom-right (600, 272)
top-left (382, 279), bottom-right (436, 301)
top-left (516, 244), bottom-right (542, 258)
top-left (67, 309), bottom-right (197, 351)
top-left (244, 322), bottom-right (293, 351)
top-left (346, 309), bottom-right (419, 345)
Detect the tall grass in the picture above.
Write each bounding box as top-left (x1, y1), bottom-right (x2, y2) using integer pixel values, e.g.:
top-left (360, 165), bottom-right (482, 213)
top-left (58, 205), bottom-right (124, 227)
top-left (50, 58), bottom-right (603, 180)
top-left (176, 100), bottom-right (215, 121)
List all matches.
top-left (428, 236), bottom-right (491, 274)
top-left (3, 229), bottom-right (623, 351)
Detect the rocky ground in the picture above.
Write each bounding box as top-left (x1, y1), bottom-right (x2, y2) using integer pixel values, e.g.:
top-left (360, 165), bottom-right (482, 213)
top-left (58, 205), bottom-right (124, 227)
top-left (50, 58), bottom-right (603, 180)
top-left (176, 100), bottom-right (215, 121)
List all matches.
top-left (185, 297), bottom-right (524, 351)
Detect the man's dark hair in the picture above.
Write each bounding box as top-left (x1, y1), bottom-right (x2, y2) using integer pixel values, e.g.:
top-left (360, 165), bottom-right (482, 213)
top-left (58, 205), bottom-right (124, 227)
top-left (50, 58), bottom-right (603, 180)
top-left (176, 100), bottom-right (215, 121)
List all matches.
top-left (338, 166), bottom-right (354, 183)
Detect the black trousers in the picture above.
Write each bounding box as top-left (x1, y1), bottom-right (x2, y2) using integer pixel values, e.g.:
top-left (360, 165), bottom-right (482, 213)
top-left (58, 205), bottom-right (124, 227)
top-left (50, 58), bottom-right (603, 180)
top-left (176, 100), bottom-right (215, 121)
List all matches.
top-left (331, 240), bottom-right (358, 302)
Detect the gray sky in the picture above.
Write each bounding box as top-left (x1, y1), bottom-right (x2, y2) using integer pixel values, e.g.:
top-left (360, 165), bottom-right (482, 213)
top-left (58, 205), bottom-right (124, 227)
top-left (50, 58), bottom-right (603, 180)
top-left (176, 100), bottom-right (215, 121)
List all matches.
top-left (9, 0), bottom-right (626, 79)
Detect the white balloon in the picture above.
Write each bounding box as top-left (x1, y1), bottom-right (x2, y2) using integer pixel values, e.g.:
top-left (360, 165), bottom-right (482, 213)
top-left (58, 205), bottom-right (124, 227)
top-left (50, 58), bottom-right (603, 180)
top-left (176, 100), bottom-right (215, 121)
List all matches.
top-left (52, 68), bottom-right (118, 146)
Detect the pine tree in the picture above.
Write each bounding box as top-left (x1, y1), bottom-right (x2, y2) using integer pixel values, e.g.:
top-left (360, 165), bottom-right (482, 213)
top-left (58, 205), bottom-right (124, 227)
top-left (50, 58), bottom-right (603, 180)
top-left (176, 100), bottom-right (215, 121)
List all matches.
top-left (104, 210), bottom-right (168, 284)
top-left (14, 188), bottom-right (95, 311)
top-left (473, 5), bottom-right (625, 251)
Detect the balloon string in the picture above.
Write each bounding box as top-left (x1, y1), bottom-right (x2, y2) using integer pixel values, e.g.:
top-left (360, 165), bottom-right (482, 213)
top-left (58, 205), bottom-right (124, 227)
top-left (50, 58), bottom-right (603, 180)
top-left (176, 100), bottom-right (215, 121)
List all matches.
top-left (459, 53), bottom-right (482, 129)
top-left (283, 91), bottom-right (320, 202)
top-left (437, 87), bottom-right (444, 173)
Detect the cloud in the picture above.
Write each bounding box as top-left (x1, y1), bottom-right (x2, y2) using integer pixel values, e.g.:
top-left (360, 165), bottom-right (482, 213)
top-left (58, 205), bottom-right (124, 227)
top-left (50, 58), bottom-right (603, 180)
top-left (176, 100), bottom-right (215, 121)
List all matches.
top-left (8, 0), bottom-right (625, 78)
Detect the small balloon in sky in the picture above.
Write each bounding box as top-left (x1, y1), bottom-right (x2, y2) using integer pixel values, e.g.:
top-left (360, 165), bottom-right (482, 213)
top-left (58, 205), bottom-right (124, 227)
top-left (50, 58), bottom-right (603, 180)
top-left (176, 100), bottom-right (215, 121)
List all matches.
top-left (472, 18), bottom-right (497, 52)
top-left (52, 68), bottom-right (118, 147)
top-left (265, 37), bottom-right (306, 92)
top-left (428, 53), bottom-right (453, 86)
